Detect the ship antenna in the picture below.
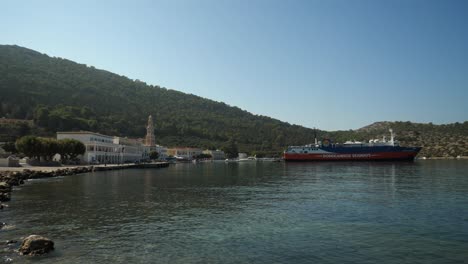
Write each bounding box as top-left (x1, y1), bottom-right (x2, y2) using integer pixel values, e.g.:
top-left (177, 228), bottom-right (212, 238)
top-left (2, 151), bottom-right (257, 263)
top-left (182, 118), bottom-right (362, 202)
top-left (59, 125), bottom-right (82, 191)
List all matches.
top-left (314, 127), bottom-right (318, 146)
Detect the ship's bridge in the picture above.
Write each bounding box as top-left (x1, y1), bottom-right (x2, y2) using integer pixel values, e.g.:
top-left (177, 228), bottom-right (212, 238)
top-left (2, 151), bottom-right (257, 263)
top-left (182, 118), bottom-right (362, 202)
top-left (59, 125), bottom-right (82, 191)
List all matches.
top-left (285, 146), bottom-right (326, 154)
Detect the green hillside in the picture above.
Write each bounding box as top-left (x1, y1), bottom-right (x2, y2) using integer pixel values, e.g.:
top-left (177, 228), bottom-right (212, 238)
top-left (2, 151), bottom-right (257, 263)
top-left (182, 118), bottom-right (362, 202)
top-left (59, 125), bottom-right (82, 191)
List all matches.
top-left (0, 45), bottom-right (316, 153)
top-left (328, 121), bottom-right (468, 158)
top-left (0, 45), bottom-right (466, 157)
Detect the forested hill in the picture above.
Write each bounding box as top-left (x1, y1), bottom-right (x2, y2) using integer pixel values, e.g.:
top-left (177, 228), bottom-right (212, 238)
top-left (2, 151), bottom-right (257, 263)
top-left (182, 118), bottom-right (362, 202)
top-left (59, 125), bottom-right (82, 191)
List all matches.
top-left (328, 121), bottom-right (468, 158)
top-left (1, 45), bottom-right (466, 157)
top-left (0, 45), bottom-right (315, 152)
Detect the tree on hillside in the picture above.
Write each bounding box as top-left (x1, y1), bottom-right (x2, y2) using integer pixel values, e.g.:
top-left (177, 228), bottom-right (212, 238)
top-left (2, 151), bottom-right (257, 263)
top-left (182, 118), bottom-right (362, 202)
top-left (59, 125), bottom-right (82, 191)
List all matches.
top-left (1, 142), bottom-right (17, 154)
top-left (222, 138), bottom-right (238, 159)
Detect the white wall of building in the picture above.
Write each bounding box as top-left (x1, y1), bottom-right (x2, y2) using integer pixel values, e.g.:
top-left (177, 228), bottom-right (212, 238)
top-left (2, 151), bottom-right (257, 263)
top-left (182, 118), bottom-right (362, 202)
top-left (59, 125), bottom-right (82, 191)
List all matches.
top-left (57, 132), bottom-right (146, 164)
top-left (168, 148), bottom-right (202, 160)
top-left (155, 145), bottom-right (168, 159)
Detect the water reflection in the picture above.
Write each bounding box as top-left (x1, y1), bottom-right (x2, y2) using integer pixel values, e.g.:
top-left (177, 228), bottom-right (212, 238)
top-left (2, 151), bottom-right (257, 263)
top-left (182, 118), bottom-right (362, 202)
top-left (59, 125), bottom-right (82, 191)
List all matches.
top-left (2, 160), bottom-right (468, 263)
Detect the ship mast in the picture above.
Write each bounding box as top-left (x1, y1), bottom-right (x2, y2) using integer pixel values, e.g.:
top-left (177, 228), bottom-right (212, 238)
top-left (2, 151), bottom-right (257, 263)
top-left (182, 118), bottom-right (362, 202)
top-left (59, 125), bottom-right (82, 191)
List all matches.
top-left (314, 127), bottom-right (318, 146)
top-left (389, 129), bottom-right (394, 146)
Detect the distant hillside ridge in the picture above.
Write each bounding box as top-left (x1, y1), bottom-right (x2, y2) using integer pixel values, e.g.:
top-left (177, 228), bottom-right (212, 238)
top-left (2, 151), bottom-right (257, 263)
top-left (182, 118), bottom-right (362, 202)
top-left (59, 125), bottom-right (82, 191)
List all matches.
top-left (329, 121), bottom-right (468, 158)
top-left (1, 45), bottom-right (466, 157)
top-left (0, 44), bottom-right (317, 153)
top-left (357, 121), bottom-right (395, 132)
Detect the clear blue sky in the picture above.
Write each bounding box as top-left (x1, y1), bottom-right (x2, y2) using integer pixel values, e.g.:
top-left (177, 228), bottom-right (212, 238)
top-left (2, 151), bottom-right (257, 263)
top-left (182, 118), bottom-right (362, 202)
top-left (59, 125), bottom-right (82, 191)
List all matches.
top-left (1, 0), bottom-right (467, 130)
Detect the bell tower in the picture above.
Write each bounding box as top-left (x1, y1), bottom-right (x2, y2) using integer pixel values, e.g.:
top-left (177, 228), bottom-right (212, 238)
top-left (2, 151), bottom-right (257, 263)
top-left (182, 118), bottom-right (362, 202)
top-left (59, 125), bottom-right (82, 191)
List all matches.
top-left (145, 115), bottom-right (156, 146)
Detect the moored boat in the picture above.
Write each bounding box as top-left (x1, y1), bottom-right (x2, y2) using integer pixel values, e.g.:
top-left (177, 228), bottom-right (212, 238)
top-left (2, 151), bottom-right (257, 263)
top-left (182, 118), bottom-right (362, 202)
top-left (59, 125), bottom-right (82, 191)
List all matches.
top-left (284, 129), bottom-right (421, 161)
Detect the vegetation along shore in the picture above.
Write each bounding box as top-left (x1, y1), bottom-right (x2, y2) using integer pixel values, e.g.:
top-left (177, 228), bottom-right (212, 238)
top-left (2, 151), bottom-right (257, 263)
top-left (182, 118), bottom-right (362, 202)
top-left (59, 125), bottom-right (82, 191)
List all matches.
top-left (0, 45), bottom-right (467, 158)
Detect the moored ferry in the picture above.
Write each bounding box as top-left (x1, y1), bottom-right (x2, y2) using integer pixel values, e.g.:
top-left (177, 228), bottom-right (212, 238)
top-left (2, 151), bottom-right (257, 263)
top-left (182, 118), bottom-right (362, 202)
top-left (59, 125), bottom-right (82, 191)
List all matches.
top-left (284, 129), bottom-right (421, 161)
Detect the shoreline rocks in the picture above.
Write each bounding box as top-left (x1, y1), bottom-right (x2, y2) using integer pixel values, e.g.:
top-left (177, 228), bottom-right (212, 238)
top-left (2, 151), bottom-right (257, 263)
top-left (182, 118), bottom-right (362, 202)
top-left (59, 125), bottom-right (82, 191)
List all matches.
top-left (0, 163), bottom-right (168, 258)
top-left (18, 235), bottom-right (54, 256)
top-left (1, 168), bottom-right (92, 203)
top-left (0, 166), bottom-right (93, 258)
top-left (0, 167), bottom-right (97, 207)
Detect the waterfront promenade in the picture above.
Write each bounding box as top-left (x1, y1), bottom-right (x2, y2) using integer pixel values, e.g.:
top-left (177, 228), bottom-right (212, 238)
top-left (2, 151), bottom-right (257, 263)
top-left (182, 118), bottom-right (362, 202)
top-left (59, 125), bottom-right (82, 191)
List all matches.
top-left (0, 162), bottom-right (169, 173)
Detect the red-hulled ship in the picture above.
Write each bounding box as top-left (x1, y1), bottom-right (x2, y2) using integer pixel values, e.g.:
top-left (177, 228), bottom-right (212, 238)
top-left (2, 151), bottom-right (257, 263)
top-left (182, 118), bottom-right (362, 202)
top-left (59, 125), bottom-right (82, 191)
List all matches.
top-left (283, 129), bottom-right (421, 161)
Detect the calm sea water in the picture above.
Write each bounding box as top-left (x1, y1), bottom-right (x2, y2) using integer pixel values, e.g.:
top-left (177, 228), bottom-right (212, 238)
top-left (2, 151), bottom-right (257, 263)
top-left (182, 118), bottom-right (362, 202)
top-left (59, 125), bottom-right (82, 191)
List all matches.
top-left (1, 161), bottom-right (468, 263)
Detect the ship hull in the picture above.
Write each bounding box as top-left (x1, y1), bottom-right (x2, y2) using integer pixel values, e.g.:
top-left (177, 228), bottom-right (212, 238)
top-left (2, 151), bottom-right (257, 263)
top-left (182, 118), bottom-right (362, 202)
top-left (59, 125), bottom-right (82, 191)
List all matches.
top-left (283, 147), bottom-right (421, 162)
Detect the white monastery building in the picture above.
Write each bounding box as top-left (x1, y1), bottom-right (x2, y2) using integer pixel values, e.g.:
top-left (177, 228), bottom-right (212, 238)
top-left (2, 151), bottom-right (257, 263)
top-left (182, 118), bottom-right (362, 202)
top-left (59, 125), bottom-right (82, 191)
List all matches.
top-left (57, 115), bottom-right (166, 164)
top-left (57, 132), bottom-right (147, 164)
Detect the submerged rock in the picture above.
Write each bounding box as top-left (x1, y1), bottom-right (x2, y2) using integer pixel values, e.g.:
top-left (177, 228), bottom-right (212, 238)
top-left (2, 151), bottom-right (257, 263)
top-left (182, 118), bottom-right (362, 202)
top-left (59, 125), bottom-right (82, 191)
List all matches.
top-left (0, 181), bottom-right (11, 192)
top-left (18, 235), bottom-right (54, 256)
top-left (0, 192), bottom-right (10, 202)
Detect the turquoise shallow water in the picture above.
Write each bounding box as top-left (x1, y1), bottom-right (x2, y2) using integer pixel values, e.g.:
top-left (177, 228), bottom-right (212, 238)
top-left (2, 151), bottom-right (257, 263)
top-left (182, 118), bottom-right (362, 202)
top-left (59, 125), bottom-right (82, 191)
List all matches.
top-left (1, 160), bottom-right (468, 263)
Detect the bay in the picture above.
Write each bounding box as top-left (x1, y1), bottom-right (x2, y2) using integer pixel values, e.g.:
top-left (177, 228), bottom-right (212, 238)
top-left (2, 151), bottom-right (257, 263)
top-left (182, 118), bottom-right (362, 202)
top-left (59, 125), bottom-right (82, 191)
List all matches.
top-left (2, 160), bottom-right (468, 263)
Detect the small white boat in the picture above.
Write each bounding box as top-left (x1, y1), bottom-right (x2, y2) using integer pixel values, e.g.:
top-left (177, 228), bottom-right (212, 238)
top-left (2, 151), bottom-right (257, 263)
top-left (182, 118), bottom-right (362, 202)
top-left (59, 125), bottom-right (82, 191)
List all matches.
top-left (238, 157), bottom-right (256, 162)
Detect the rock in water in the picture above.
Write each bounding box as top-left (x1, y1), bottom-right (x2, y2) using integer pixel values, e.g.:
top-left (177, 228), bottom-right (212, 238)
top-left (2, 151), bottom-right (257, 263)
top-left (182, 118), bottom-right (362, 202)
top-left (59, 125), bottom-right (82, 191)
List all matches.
top-left (0, 192), bottom-right (11, 202)
top-left (0, 181), bottom-right (11, 192)
top-left (18, 235), bottom-right (54, 255)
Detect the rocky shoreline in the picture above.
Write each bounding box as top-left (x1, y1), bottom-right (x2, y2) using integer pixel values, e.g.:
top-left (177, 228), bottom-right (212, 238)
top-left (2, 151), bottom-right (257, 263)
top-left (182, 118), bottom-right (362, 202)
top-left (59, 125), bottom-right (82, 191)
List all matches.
top-left (0, 162), bottom-right (169, 260)
top-left (0, 166), bottom-right (94, 203)
top-left (0, 166), bottom-right (94, 260)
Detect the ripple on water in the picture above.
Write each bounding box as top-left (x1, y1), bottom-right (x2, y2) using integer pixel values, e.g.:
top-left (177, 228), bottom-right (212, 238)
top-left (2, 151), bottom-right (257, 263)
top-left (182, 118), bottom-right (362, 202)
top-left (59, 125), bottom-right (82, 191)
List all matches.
top-left (2, 161), bottom-right (468, 263)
